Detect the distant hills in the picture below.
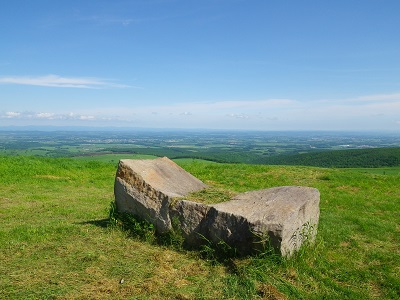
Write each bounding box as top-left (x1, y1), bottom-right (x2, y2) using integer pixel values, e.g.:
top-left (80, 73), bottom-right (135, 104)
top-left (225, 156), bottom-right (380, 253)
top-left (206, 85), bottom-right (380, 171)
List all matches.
top-left (261, 147), bottom-right (400, 168)
top-left (77, 146), bottom-right (400, 168)
top-left (1, 128), bottom-right (399, 168)
top-left (132, 147), bottom-right (400, 168)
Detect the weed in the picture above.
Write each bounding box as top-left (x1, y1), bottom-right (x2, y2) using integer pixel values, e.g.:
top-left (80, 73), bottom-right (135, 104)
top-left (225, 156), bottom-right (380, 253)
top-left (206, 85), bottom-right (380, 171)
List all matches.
top-left (251, 230), bottom-right (282, 259)
top-left (108, 203), bottom-right (186, 250)
top-left (289, 221), bottom-right (318, 255)
top-left (107, 201), bottom-right (119, 227)
top-left (108, 203), bottom-right (156, 242)
top-left (157, 216), bottom-right (185, 249)
top-left (197, 234), bottom-right (238, 265)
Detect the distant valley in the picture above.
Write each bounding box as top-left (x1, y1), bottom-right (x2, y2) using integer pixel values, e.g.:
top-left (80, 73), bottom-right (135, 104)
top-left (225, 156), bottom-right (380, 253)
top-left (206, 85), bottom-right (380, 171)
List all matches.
top-left (0, 129), bottom-right (399, 168)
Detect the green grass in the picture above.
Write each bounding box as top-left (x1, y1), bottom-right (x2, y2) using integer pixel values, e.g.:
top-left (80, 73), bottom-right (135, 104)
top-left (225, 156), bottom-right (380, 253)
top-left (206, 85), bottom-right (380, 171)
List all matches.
top-left (72, 153), bottom-right (157, 164)
top-left (1, 156), bottom-right (399, 299)
top-left (184, 187), bottom-right (236, 205)
top-left (349, 167), bottom-right (400, 175)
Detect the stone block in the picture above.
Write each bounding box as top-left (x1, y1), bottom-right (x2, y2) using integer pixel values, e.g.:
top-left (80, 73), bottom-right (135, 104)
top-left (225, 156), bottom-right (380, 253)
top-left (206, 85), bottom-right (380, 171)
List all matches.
top-left (209, 186), bottom-right (320, 256)
top-left (114, 157), bottom-right (320, 256)
top-left (114, 157), bottom-right (207, 233)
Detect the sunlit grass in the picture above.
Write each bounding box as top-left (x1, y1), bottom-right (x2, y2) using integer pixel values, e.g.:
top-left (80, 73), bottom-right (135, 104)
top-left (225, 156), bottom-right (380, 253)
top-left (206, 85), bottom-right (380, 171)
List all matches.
top-left (1, 156), bottom-right (399, 299)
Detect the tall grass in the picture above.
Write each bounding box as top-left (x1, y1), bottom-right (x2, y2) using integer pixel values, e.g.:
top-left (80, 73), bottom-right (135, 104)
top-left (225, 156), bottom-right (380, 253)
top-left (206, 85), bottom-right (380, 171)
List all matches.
top-left (0, 155), bottom-right (399, 299)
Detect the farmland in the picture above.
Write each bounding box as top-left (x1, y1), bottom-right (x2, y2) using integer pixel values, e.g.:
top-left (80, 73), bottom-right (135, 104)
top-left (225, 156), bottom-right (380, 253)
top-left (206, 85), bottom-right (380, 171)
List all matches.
top-left (1, 129), bottom-right (399, 166)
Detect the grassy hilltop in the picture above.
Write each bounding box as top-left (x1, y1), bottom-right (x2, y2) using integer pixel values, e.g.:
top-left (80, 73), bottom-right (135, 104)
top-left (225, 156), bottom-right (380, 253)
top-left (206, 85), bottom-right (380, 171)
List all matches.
top-left (0, 155), bottom-right (399, 299)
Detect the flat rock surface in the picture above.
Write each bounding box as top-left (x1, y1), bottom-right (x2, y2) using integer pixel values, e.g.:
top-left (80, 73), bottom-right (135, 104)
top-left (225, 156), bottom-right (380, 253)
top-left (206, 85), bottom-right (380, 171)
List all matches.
top-left (120, 157), bottom-right (207, 198)
top-left (212, 186), bottom-right (320, 223)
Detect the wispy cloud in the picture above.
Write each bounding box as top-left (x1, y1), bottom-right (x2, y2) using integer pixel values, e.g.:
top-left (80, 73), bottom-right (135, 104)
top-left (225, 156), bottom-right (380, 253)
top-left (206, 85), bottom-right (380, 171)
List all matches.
top-left (0, 74), bottom-right (130, 89)
top-left (127, 99), bottom-right (297, 115)
top-left (1, 111), bottom-right (98, 121)
top-left (316, 93), bottom-right (400, 105)
top-left (3, 112), bottom-right (21, 118)
top-left (36, 112), bottom-right (56, 119)
top-left (351, 93), bottom-right (400, 102)
top-left (2, 92), bottom-right (399, 130)
top-left (226, 113), bottom-right (250, 119)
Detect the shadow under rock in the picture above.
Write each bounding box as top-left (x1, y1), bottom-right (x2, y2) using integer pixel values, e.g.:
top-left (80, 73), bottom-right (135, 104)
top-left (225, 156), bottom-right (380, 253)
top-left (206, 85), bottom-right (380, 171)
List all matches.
top-left (78, 218), bottom-right (110, 228)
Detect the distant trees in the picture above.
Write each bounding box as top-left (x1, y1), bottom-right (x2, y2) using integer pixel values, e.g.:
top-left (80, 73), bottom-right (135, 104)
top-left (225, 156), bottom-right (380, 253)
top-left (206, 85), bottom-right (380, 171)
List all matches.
top-left (91, 146), bottom-right (400, 168)
top-left (261, 148), bottom-right (400, 168)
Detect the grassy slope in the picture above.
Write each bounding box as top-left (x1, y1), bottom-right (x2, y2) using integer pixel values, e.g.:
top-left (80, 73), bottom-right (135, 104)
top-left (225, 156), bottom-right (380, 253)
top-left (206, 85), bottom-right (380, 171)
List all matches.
top-left (0, 156), bottom-right (399, 299)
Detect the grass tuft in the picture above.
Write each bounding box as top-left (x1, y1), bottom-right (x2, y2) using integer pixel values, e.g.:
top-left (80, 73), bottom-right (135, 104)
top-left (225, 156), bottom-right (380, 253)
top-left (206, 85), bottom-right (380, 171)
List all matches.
top-left (184, 186), bottom-right (237, 204)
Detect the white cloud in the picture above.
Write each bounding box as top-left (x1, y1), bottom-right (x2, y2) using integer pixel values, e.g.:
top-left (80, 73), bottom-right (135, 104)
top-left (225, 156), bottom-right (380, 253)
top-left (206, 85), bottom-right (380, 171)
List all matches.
top-left (5, 112), bottom-right (21, 118)
top-left (1, 92), bottom-right (399, 130)
top-left (226, 113), bottom-right (249, 119)
top-left (0, 111), bottom-right (99, 121)
top-left (36, 112), bottom-right (56, 119)
top-left (0, 74), bottom-right (130, 89)
top-left (79, 115), bottom-right (96, 120)
top-left (352, 93), bottom-right (400, 102)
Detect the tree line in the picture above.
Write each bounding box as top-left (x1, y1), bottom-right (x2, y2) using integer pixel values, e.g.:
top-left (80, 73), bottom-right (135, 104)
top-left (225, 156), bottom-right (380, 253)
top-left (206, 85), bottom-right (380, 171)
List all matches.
top-left (260, 147), bottom-right (400, 168)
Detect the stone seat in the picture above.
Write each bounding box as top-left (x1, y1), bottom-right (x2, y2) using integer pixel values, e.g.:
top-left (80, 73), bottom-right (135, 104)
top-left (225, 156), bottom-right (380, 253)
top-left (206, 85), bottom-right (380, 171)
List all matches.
top-left (114, 157), bottom-right (320, 256)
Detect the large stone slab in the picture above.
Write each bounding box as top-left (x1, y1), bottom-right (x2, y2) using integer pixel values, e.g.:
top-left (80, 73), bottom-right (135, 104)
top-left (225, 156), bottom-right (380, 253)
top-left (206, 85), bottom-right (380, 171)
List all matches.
top-left (114, 157), bottom-right (320, 256)
top-left (208, 186), bottom-right (320, 256)
top-left (114, 157), bottom-right (208, 233)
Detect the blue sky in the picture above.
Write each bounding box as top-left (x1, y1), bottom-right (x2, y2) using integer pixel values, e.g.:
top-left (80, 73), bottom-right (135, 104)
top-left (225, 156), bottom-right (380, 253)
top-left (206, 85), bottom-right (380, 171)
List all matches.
top-left (1, 0), bottom-right (399, 131)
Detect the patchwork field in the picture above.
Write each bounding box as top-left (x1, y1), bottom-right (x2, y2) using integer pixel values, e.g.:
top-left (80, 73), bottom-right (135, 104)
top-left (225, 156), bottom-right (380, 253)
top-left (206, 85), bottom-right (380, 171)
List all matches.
top-left (1, 130), bottom-right (399, 166)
